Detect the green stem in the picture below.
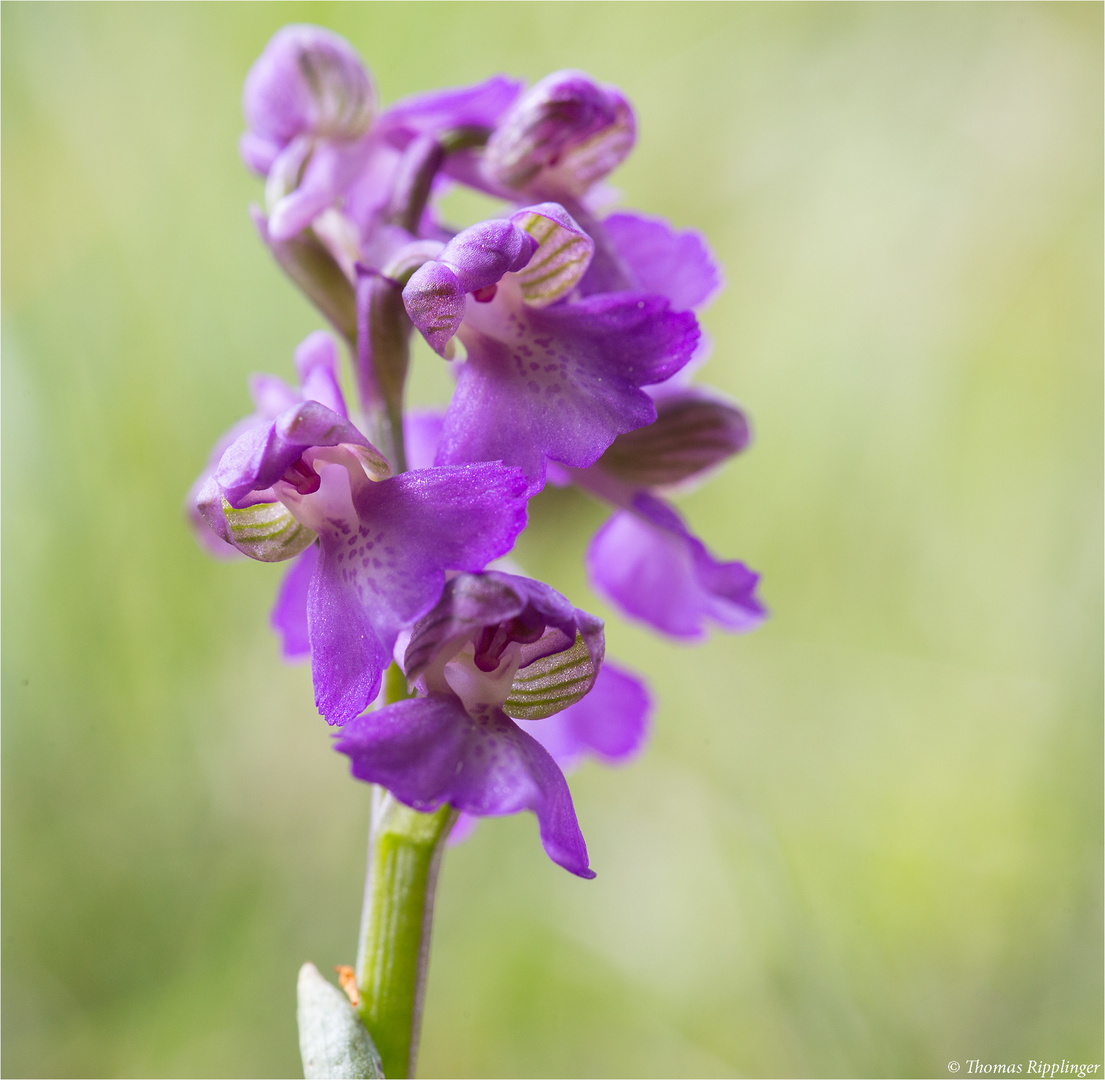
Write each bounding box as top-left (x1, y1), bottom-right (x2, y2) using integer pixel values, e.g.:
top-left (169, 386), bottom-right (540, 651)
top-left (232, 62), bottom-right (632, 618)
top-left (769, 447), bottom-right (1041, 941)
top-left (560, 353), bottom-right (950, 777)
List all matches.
top-left (355, 796), bottom-right (455, 1079)
top-left (353, 664), bottom-right (455, 1078)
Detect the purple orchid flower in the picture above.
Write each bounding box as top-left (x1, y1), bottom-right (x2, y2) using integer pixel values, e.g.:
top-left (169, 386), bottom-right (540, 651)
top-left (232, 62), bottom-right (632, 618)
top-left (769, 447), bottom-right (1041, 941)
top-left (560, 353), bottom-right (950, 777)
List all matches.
top-left (193, 336), bottom-right (529, 725)
top-left (241, 25), bottom-right (379, 242)
top-left (242, 24), bottom-right (524, 251)
top-left (402, 202), bottom-right (700, 494)
top-left (335, 571), bottom-right (606, 877)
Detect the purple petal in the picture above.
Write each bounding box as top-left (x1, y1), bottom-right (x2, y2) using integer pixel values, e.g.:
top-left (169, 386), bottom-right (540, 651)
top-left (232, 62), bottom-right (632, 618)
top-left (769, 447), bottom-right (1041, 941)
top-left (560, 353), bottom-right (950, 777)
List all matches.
top-left (441, 218), bottom-right (538, 294)
top-left (215, 401), bottom-right (377, 508)
top-left (308, 463), bottom-right (529, 724)
top-left (189, 475), bottom-right (238, 558)
top-left (309, 545), bottom-right (392, 723)
top-left (582, 212), bottom-right (722, 311)
top-left (376, 76), bottom-right (524, 145)
top-left (401, 262), bottom-right (469, 355)
top-left (403, 410), bottom-right (445, 471)
top-left (403, 219), bottom-right (537, 354)
top-left (379, 73), bottom-right (526, 194)
top-left (447, 811), bottom-right (479, 846)
top-left (518, 662), bottom-right (652, 772)
top-left (187, 411), bottom-right (272, 558)
top-left (334, 694), bottom-right (594, 878)
top-left (271, 543), bottom-right (318, 660)
top-left (242, 25), bottom-right (375, 150)
top-left (239, 130), bottom-right (281, 176)
top-left (438, 293), bottom-right (699, 493)
top-left (587, 493), bottom-right (767, 639)
top-left (248, 373), bottom-right (300, 419)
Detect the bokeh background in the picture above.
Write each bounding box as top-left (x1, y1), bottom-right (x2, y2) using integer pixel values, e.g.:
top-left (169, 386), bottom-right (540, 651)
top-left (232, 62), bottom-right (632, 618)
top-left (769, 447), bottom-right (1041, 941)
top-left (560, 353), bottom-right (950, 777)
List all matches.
top-left (3, 3), bottom-right (1101, 1077)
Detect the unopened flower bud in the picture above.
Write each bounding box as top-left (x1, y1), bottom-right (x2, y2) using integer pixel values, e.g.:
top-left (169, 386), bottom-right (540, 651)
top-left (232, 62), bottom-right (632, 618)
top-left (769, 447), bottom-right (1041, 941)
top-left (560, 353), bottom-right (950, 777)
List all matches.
top-left (243, 25), bottom-right (376, 157)
top-left (484, 70), bottom-right (635, 198)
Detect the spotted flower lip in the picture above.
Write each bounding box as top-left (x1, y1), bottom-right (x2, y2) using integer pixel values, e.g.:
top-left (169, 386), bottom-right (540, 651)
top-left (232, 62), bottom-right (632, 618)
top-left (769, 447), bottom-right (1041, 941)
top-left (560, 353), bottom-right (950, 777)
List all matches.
top-left (483, 70), bottom-right (635, 200)
top-left (402, 203), bottom-right (700, 495)
top-left (194, 334), bottom-right (531, 725)
top-left (334, 571), bottom-right (607, 878)
top-left (336, 694), bottom-right (594, 877)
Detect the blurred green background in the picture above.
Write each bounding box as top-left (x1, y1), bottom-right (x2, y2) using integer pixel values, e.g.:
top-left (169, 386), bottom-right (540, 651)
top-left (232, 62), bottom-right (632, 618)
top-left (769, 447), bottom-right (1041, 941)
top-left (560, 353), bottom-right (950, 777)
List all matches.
top-left (3, 3), bottom-right (1101, 1077)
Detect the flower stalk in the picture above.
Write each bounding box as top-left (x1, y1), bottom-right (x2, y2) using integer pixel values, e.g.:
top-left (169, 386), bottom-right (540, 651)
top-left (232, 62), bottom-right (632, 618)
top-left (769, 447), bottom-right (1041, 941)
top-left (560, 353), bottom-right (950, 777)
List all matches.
top-left (355, 795), bottom-right (455, 1079)
top-left (353, 664), bottom-right (455, 1078)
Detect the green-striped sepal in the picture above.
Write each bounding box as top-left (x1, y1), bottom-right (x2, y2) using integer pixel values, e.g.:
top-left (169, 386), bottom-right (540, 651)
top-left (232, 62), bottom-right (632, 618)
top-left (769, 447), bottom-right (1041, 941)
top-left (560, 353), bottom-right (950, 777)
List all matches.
top-left (511, 205), bottom-right (595, 307)
top-left (504, 631), bottom-right (599, 720)
top-left (222, 497), bottom-right (317, 562)
top-left (598, 392), bottom-right (751, 488)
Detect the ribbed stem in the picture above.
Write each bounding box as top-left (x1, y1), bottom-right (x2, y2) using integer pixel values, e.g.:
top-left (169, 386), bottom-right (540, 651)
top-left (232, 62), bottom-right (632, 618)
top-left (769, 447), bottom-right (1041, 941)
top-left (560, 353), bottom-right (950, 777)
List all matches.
top-left (351, 665), bottom-right (455, 1078)
top-left (354, 794), bottom-right (455, 1079)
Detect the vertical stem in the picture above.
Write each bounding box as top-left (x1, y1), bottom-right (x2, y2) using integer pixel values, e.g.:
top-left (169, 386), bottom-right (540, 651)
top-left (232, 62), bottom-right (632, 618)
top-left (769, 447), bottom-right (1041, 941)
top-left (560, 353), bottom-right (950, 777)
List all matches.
top-left (355, 796), bottom-right (456, 1079)
top-left (353, 664), bottom-right (455, 1078)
